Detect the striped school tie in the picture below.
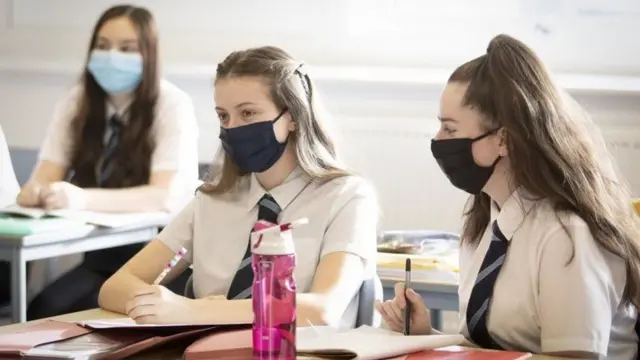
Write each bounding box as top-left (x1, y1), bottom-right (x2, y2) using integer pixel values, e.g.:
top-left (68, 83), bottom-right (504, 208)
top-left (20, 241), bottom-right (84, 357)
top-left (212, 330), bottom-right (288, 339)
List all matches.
top-left (466, 220), bottom-right (509, 350)
top-left (97, 115), bottom-right (123, 186)
top-left (226, 194), bottom-right (281, 300)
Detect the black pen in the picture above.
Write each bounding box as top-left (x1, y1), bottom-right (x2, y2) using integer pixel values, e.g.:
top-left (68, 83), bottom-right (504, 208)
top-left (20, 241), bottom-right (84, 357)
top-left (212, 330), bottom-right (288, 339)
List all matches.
top-left (404, 258), bottom-right (412, 336)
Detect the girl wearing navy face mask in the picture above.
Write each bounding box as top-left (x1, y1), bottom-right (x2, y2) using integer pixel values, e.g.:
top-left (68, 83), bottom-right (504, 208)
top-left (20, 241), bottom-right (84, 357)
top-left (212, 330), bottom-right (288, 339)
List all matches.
top-left (98, 46), bottom-right (379, 328)
top-left (377, 34), bottom-right (640, 360)
top-left (22, 5), bottom-right (199, 320)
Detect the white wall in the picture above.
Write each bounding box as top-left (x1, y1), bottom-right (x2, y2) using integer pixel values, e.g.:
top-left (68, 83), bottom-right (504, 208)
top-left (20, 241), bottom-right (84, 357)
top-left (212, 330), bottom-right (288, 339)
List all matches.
top-left (1, 0), bottom-right (640, 233)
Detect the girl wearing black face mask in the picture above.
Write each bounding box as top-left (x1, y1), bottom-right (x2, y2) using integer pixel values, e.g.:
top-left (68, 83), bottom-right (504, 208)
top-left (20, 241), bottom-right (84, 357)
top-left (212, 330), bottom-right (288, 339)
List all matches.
top-left (98, 46), bottom-right (380, 329)
top-left (377, 34), bottom-right (640, 360)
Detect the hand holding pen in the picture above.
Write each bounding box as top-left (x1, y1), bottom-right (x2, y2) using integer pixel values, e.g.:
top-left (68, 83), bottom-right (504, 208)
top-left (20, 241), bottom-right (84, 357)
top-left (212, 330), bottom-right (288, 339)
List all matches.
top-left (374, 258), bottom-right (433, 335)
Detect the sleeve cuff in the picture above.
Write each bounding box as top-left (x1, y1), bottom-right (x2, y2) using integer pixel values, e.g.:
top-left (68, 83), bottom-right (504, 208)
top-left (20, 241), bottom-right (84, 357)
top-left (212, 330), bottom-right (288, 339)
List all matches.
top-left (542, 337), bottom-right (605, 356)
top-left (37, 153), bottom-right (68, 167)
top-left (321, 242), bottom-right (375, 261)
top-left (157, 229), bottom-right (193, 264)
top-left (151, 161), bottom-right (180, 172)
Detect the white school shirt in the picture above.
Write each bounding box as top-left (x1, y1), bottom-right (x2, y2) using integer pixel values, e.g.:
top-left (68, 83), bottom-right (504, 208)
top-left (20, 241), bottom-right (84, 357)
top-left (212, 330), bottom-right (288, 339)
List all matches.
top-left (458, 190), bottom-right (637, 359)
top-left (38, 80), bottom-right (200, 207)
top-left (157, 168), bottom-right (379, 328)
top-left (0, 126), bottom-right (20, 207)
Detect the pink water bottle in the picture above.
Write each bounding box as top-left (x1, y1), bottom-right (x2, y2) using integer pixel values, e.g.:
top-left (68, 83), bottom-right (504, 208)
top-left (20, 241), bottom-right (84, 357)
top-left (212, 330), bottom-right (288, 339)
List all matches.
top-left (250, 218), bottom-right (307, 359)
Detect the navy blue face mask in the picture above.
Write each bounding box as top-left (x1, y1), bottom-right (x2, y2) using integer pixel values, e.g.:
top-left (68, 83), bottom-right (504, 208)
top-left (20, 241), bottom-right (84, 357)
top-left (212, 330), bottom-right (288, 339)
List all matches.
top-left (219, 109), bottom-right (289, 173)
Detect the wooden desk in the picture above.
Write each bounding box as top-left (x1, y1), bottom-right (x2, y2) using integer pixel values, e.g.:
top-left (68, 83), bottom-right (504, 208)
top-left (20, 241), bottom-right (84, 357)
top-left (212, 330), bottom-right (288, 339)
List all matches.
top-left (0, 217), bottom-right (168, 323)
top-left (0, 308), bottom-right (569, 359)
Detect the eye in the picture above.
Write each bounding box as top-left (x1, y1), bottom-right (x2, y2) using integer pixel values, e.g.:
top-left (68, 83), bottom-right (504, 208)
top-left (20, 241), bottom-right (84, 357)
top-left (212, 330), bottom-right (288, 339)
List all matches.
top-left (217, 112), bottom-right (229, 124)
top-left (120, 44), bottom-right (139, 53)
top-left (241, 109), bottom-right (256, 118)
top-left (443, 126), bottom-right (456, 135)
top-left (95, 43), bottom-right (110, 51)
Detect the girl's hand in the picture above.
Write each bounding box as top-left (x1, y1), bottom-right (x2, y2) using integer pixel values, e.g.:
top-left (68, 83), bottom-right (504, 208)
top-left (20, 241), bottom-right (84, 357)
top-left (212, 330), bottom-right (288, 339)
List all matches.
top-left (16, 181), bottom-right (43, 207)
top-left (40, 182), bottom-right (87, 210)
top-left (126, 285), bottom-right (204, 324)
top-left (375, 282), bottom-right (432, 335)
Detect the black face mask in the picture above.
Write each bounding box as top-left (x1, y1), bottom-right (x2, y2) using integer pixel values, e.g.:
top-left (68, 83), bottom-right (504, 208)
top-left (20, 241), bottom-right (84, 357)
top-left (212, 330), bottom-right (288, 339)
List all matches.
top-left (219, 109), bottom-right (288, 173)
top-left (430, 130), bottom-right (501, 195)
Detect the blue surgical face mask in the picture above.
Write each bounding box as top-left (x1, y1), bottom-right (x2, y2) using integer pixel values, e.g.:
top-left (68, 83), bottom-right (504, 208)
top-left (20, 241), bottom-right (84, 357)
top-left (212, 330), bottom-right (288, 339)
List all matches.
top-left (219, 109), bottom-right (289, 173)
top-left (87, 50), bottom-right (143, 94)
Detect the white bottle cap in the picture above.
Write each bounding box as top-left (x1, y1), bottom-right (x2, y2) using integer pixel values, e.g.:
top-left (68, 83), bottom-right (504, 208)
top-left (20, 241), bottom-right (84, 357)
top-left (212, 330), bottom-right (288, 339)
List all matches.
top-left (250, 218), bottom-right (308, 256)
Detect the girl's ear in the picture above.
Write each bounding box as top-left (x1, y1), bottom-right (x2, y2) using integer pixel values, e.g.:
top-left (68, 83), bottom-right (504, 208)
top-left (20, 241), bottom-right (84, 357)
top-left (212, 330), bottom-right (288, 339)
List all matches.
top-left (288, 119), bottom-right (296, 132)
top-left (497, 128), bottom-right (508, 156)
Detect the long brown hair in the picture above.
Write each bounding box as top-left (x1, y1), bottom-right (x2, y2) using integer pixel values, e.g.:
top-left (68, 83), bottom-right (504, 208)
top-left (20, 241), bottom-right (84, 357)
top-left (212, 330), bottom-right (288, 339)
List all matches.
top-left (68, 4), bottom-right (159, 188)
top-left (451, 34), bottom-right (640, 306)
top-left (200, 46), bottom-right (351, 194)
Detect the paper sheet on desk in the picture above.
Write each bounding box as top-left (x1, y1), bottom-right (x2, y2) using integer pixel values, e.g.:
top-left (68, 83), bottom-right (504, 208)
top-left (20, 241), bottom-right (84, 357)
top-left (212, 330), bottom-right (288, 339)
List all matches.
top-left (0, 204), bottom-right (168, 228)
top-left (50, 210), bottom-right (168, 228)
top-left (76, 317), bottom-right (250, 329)
top-left (298, 326), bottom-right (465, 360)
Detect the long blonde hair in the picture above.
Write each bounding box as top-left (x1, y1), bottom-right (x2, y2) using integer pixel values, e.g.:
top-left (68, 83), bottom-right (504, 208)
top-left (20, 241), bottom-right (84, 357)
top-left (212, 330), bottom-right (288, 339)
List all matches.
top-left (453, 34), bottom-right (640, 307)
top-left (200, 46), bottom-right (351, 194)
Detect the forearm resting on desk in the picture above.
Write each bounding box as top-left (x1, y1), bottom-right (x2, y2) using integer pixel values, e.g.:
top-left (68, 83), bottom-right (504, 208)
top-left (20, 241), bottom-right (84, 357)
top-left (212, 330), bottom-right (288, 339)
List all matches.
top-left (187, 293), bottom-right (336, 326)
top-left (98, 271), bottom-right (152, 314)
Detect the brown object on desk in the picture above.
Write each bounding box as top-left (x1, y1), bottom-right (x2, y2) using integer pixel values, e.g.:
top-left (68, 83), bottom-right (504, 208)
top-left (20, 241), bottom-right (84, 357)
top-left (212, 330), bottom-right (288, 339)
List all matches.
top-left (377, 241), bottom-right (424, 254)
top-left (0, 319), bottom-right (91, 356)
top-left (183, 328), bottom-right (253, 359)
top-left (0, 318), bottom-right (248, 360)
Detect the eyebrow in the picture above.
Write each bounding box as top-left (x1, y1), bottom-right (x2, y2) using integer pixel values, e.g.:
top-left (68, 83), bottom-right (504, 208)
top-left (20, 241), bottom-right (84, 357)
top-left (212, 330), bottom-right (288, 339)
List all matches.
top-left (215, 102), bottom-right (257, 111)
top-left (97, 36), bottom-right (137, 44)
top-left (437, 116), bottom-right (458, 123)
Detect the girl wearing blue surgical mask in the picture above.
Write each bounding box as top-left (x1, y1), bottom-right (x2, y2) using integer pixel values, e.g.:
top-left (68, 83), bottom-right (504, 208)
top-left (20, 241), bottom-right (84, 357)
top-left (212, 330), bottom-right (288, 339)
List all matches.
top-left (98, 46), bottom-right (379, 328)
top-left (21, 5), bottom-right (199, 320)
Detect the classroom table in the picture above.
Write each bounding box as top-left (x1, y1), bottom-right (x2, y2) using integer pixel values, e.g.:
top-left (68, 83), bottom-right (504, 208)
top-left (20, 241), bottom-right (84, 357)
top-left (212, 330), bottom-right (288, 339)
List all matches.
top-left (379, 275), bottom-right (459, 331)
top-left (0, 216), bottom-right (168, 324)
top-left (0, 308), bottom-right (570, 359)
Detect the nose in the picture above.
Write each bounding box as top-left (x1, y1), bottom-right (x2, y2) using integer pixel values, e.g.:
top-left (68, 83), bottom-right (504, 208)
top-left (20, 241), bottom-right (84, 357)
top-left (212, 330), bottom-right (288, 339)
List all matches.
top-left (433, 129), bottom-right (446, 140)
top-left (225, 116), bottom-right (243, 129)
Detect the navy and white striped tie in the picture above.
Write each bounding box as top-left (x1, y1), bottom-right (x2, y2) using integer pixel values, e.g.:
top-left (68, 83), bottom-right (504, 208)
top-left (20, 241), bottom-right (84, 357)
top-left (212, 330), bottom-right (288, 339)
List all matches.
top-left (466, 220), bottom-right (509, 349)
top-left (97, 115), bottom-right (123, 186)
top-left (226, 194), bottom-right (281, 300)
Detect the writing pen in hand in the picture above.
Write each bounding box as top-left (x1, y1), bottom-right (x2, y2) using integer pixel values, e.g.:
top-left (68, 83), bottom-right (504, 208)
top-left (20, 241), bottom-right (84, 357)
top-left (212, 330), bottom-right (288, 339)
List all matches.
top-left (404, 258), bottom-right (412, 336)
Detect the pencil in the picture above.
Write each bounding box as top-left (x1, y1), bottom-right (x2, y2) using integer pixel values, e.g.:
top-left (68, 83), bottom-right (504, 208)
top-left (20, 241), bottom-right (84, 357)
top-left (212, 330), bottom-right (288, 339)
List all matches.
top-left (404, 258), bottom-right (412, 336)
top-left (153, 247), bottom-right (187, 285)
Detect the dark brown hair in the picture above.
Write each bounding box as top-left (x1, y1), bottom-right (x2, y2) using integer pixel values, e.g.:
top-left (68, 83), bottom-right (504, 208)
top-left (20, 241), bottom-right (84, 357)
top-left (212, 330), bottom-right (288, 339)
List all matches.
top-left (451, 34), bottom-right (640, 306)
top-left (68, 4), bottom-right (159, 188)
top-left (200, 46), bottom-right (351, 194)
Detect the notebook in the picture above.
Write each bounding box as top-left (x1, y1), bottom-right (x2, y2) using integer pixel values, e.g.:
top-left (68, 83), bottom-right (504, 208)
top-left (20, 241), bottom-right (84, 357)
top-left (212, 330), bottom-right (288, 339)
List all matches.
top-left (0, 215), bottom-right (91, 236)
top-left (0, 204), bottom-right (169, 228)
top-left (184, 325), bottom-right (465, 360)
top-left (406, 347), bottom-right (532, 359)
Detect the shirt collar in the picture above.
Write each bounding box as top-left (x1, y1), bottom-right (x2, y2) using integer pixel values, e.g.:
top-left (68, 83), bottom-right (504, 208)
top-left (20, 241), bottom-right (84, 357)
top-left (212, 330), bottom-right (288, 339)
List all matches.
top-left (491, 187), bottom-right (539, 242)
top-left (106, 100), bottom-right (132, 122)
top-left (246, 167), bottom-right (311, 212)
